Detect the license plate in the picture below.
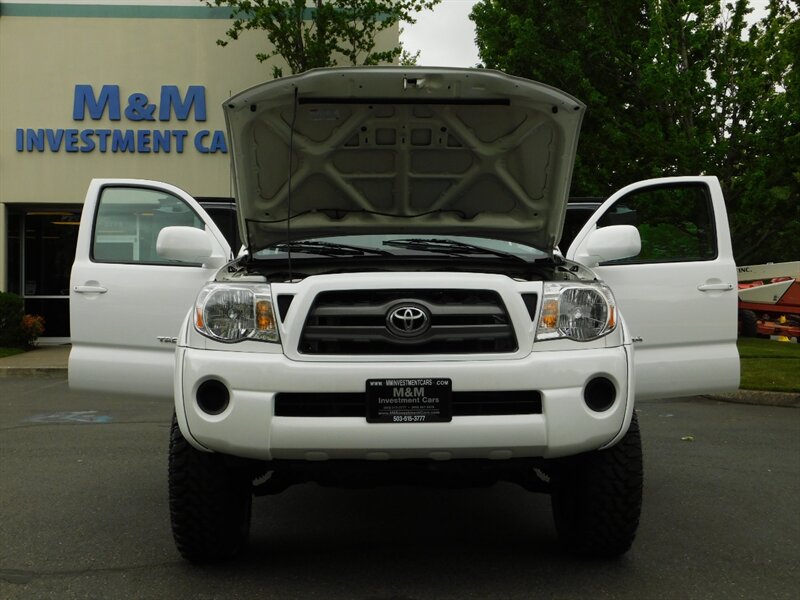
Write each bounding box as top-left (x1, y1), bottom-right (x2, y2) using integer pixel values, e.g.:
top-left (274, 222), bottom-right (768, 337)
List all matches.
top-left (366, 378), bottom-right (452, 423)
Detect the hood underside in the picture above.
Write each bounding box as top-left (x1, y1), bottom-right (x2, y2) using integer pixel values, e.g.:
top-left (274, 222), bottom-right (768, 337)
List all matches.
top-left (223, 67), bottom-right (585, 254)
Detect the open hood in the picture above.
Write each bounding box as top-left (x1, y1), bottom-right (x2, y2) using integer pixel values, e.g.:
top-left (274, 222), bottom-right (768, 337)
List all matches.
top-left (223, 67), bottom-right (585, 254)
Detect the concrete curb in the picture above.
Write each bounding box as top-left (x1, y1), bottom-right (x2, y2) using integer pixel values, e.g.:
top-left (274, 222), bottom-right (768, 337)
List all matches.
top-left (0, 367), bottom-right (67, 378)
top-left (705, 391), bottom-right (800, 408)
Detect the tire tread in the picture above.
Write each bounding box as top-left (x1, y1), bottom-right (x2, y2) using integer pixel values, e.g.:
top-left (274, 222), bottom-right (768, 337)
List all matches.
top-left (551, 412), bottom-right (643, 558)
top-left (168, 416), bottom-right (252, 563)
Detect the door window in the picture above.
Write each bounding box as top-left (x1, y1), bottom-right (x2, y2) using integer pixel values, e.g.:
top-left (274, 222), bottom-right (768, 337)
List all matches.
top-left (92, 187), bottom-right (205, 264)
top-left (597, 183), bottom-right (717, 264)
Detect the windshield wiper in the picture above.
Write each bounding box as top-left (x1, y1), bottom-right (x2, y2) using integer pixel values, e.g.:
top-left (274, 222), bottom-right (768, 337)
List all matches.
top-left (272, 240), bottom-right (393, 257)
top-left (382, 238), bottom-right (531, 262)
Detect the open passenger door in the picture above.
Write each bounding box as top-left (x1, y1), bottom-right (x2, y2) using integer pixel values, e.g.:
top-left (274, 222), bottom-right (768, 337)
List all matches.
top-left (567, 176), bottom-right (739, 399)
top-left (69, 179), bottom-right (232, 398)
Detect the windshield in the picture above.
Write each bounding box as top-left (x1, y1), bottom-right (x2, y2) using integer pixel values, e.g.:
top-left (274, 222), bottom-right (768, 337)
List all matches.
top-left (252, 235), bottom-right (550, 261)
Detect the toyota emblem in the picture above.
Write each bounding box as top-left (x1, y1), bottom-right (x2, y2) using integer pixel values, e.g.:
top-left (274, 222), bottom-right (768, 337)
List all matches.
top-left (386, 304), bottom-right (431, 338)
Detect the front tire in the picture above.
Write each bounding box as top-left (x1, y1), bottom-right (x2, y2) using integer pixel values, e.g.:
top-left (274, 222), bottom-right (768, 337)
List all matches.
top-left (550, 412), bottom-right (643, 558)
top-left (168, 415), bottom-right (253, 563)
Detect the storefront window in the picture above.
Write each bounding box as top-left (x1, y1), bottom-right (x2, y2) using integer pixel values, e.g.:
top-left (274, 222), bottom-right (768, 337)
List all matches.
top-left (24, 211), bottom-right (79, 295)
top-left (5, 200), bottom-right (237, 340)
top-left (7, 207), bottom-right (82, 338)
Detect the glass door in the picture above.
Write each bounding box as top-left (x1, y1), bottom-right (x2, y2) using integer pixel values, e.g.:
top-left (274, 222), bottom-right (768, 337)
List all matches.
top-left (7, 207), bottom-right (82, 339)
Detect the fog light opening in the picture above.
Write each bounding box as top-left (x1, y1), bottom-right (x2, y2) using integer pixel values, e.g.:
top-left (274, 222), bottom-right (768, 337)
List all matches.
top-left (584, 377), bottom-right (616, 412)
top-left (196, 379), bottom-right (230, 415)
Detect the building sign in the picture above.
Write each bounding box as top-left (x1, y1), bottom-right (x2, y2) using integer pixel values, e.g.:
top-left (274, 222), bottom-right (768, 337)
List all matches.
top-left (15, 84), bottom-right (227, 154)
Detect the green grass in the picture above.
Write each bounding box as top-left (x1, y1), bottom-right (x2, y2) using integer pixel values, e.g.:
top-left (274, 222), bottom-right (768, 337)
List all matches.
top-left (738, 338), bottom-right (800, 359)
top-left (738, 338), bottom-right (800, 393)
top-left (0, 347), bottom-right (26, 359)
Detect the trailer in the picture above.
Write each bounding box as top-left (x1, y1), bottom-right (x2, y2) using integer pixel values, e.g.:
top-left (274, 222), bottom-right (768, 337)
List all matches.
top-left (737, 261), bottom-right (800, 340)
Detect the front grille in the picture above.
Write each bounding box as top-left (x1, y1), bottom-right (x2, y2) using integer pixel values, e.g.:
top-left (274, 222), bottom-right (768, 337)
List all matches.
top-left (274, 391), bottom-right (542, 417)
top-left (299, 289), bottom-right (517, 355)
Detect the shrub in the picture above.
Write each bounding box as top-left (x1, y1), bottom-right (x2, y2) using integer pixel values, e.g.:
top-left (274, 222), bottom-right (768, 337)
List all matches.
top-left (0, 292), bottom-right (45, 347)
top-left (0, 292), bottom-right (24, 346)
top-left (21, 314), bottom-right (46, 346)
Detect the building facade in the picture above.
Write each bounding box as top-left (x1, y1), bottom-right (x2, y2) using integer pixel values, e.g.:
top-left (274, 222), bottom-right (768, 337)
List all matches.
top-left (0, 0), bottom-right (398, 339)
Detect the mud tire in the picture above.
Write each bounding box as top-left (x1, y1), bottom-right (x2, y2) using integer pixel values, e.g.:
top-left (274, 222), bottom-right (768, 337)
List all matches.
top-left (168, 415), bottom-right (252, 563)
top-left (550, 412), bottom-right (643, 558)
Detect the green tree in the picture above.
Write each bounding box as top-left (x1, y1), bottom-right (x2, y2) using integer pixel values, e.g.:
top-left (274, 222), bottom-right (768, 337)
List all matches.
top-left (471, 0), bottom-right (798, 263)
top-left (208, 0), bottom-right (439, 78)
top-left (719, 2), bottom-right (799, 263)
top-left (470, 1), bottom-right (652, 194)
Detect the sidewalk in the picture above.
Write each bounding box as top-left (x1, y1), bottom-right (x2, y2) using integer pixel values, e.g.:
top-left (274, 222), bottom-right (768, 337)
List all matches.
top-left (0, 345), bottom-right (797, 406)
top-left (0, 345), bottom-right (72, 378)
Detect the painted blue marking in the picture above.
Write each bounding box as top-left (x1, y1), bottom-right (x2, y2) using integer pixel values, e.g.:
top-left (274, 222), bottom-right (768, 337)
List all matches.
top-left (26, 411), bottom-right (112, 424)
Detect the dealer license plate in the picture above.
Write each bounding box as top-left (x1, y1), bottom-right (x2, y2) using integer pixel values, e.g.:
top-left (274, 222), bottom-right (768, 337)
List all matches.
top-left (366, 378), bottom-right (452, 423)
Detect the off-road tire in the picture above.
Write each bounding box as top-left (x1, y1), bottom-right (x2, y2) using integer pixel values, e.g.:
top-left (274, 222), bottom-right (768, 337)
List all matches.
top-left (550, 412), bottom-right (643, 558)
top-left (739, 309), bottom-right (758, 338)
top-left (168, 415), bottom-right (252, 563)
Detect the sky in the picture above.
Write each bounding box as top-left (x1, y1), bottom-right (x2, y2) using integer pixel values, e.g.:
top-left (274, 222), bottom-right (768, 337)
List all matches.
top-left (401, 0), bottom-right (481, 68)
top-left (400, 0), bottom-right (773, 69)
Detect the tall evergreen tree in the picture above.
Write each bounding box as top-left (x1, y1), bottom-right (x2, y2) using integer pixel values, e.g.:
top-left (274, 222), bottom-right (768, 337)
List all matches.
top-left (471, 0), bottom-right (798, 263)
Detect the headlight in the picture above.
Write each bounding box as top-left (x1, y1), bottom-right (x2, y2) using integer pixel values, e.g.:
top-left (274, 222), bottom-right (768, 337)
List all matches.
top-left (194, 283), bottom-right (278, 343)
top-left (536, 282), bottom-right (617, 341)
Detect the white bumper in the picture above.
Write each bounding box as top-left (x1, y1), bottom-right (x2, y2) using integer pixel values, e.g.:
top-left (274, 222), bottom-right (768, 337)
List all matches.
top-left (175, 344), bottom-right (634, 461)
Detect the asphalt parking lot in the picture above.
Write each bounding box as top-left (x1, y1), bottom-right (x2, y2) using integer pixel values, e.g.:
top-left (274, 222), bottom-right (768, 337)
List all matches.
top-left (1, 376), bottom-right (798, 600)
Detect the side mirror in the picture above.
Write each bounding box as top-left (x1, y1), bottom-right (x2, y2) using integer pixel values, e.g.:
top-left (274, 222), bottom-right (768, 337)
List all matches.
top-left (157, 226), bottom-right (226, 268)
top-left (576, 225), bottom-right (641, 267)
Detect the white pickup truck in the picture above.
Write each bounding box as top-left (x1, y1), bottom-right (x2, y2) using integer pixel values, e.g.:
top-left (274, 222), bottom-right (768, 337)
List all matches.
top-left (69, 67), bottom-right (739, 562)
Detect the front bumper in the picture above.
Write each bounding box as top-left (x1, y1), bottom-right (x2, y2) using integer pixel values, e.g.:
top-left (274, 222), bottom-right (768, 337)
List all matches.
top-left (175, 344), bottom-right (634, 461)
